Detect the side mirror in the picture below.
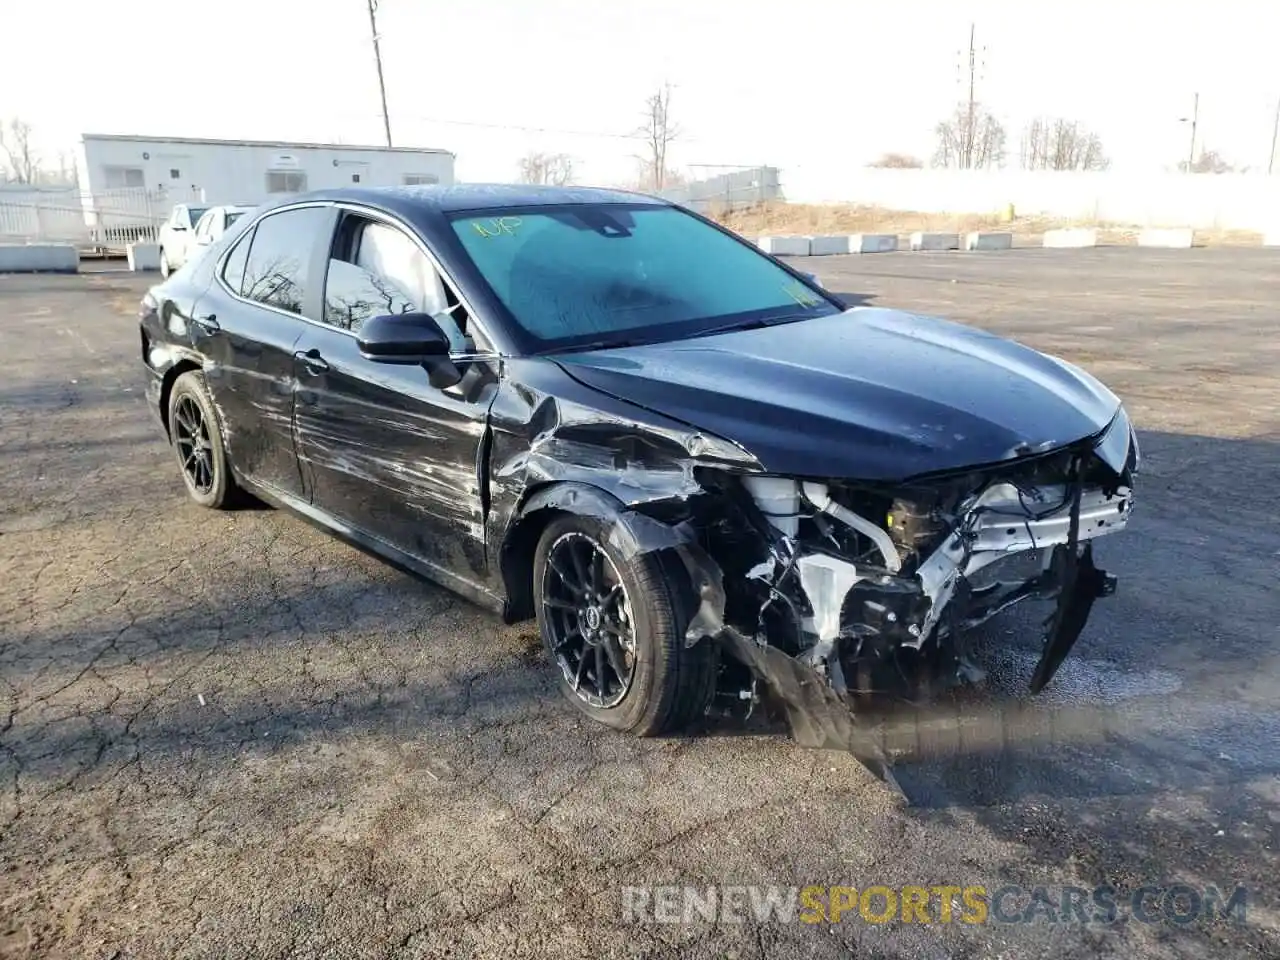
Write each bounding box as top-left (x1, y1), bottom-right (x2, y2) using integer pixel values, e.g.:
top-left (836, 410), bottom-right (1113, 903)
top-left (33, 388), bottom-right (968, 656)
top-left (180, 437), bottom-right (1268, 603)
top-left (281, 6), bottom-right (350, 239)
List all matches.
top-left (172, 224), bottom-right (188, 232)
top-left (800, 271), bottom-right (823, 288)
top-left (357, 312), bottom-right (461, 388)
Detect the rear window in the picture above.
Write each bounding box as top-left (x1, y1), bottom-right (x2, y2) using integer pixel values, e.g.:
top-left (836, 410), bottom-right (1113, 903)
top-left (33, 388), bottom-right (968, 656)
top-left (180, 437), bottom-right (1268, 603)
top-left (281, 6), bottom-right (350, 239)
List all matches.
top-left (236, 207), bottom-right (329, 314)
top-left (449, 204), bottom-right (836, 349)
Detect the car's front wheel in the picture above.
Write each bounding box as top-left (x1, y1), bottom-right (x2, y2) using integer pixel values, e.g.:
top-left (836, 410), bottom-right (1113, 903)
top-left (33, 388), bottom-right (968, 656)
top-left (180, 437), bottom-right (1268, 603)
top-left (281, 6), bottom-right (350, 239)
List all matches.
top-left (533, 514), bottom-right (715, 735)
top-left (159, 247), bottom-right (172, 279)
top-left (168, 371), bottom-right (238, 509)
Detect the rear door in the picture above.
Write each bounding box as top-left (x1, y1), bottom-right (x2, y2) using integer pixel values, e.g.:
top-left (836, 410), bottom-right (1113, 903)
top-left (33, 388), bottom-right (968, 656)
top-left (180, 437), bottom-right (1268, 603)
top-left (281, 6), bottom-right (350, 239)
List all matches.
top-left (194, 204), bottom-right (335, 499)
top-left (292, 209), bottom-right (499, 582)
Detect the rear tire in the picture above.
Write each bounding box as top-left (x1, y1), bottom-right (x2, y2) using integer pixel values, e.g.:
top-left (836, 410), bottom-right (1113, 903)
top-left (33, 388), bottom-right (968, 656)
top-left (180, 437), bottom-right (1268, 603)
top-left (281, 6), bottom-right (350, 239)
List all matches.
top-left (533, 514), bottom-right (715, 735)
top-left (168, 371), bottom-right (238, 509)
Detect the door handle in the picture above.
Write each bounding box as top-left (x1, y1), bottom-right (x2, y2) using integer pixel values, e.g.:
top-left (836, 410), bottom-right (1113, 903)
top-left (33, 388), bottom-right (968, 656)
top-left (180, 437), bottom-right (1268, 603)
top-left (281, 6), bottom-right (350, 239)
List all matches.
top-left (294, 348), bottom-right (330, 374)
top-left (191, 313), bottom-right (219, 333)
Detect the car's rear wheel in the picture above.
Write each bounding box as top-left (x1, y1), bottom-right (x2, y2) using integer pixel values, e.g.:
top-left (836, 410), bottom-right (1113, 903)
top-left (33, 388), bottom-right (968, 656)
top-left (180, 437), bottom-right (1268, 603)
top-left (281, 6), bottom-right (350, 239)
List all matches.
top-left (533, 514), bottom-right (715, 735)
top-left (168, 371), bottom-right (237, 509)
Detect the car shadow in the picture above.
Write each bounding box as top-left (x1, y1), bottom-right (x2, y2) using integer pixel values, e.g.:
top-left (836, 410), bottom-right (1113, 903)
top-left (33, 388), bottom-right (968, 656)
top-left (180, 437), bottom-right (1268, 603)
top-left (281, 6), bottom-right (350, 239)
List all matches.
top-left (827, 290), bottom-right (876, 308)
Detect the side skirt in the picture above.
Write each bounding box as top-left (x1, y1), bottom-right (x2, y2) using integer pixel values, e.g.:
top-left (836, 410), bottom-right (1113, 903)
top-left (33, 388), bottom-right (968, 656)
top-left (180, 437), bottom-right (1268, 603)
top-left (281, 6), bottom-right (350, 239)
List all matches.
top-left (236, 472), bottom-right (508, 617)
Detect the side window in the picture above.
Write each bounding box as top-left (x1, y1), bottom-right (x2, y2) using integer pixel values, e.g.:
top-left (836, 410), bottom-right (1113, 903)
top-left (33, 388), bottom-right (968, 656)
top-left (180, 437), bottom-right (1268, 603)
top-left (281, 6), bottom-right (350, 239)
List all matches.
top-left (221, 226), bottom-right (254, 292)
top-left (239, 207), bottom-right (329, 314)
top-left (322, 217), bottom-right (469, 349)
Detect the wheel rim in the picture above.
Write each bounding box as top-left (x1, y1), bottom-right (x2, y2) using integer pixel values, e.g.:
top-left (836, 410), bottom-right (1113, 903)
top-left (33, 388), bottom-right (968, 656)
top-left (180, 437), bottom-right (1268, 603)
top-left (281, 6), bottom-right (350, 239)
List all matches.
top-left (541, 531), bottom-right (637, 709)
top-left (173, 394), bottom-right (215, 495)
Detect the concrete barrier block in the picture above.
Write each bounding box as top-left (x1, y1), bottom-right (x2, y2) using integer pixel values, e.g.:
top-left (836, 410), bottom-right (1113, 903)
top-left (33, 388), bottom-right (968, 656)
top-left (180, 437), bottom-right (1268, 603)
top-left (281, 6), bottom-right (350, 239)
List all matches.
top-left (1138, 228), bottom-right (1194, 249)
top-left (965, 231), bottom-right (1013, 251)
top-left (909, 231), bottom-right (960, 251)
top-left (127, 242), bottom-right (162, 271)
top-left (1043, 228), bottom-right (1098, 248)
top-left (0, 243), bottom-right (78, 273)
top-left (850, 234), bottom-right (899, 253)
top-left (757, 235), bottom-right (811, 256)
top-left (808, 235), bottom-right (851, 255)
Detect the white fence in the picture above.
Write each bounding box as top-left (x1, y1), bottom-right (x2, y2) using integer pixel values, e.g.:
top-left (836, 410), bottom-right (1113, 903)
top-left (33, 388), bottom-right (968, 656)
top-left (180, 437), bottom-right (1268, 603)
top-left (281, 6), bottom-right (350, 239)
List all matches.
top-left (0, 185), bottom-right (205, 250)
top-left (780, 168), bottom-right (1280, 231)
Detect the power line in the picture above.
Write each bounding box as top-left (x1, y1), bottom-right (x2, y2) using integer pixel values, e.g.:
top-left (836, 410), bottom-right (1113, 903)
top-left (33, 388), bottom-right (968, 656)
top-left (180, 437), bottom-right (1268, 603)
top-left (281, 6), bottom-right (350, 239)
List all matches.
top-left (328, 109), bottom-right (694, 142)
top-left (1269, 97), bottom-right (1279, 175)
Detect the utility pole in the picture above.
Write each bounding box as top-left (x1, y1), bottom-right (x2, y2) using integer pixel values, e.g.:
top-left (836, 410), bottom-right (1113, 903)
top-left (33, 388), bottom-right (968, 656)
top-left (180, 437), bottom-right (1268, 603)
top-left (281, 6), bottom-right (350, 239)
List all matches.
top-left (1269, 97), bottom-right (1279, 175)
top-left (965, 22), bottom-right (977, 169)
top-left (367, 0), bottom-right (393, 147)
top-left (1184, 92), bottom-right (1199, 172)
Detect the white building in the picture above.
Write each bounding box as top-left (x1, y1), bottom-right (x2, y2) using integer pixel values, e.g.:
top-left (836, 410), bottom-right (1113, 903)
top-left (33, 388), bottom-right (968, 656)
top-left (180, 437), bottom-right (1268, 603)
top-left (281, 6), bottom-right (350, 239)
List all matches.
top-left (76, 134), bottom-right (455, 206)
top-left (64, 134), bottom-right (455, 246)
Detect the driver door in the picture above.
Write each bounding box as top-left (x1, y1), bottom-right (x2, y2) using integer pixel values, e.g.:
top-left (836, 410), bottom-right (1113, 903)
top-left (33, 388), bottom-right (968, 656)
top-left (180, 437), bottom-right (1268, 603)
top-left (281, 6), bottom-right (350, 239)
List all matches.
top-left (292, 210), bottom-right (498, 582)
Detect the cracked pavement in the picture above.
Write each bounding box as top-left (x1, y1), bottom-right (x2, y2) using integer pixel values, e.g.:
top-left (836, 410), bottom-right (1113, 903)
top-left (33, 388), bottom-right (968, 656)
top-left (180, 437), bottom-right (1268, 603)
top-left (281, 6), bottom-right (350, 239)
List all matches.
top-left (1, 250), bottom-right (1278, 958)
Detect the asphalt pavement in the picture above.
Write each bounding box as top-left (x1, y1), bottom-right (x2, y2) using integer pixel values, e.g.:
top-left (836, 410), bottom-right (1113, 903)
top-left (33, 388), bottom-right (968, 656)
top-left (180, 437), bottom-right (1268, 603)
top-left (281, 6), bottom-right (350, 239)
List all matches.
top-left (1, 248), bottom-right (1277, 958)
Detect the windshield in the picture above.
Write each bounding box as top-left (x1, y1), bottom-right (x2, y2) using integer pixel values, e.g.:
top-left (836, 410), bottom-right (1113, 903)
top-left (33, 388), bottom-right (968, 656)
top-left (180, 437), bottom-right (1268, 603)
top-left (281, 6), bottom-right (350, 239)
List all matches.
top-left (225, 211), bottom-right (244, 227)
top-left (187, 207), bottom-right (208, 224)
top-left (449, 204), bottom-right (839, 350)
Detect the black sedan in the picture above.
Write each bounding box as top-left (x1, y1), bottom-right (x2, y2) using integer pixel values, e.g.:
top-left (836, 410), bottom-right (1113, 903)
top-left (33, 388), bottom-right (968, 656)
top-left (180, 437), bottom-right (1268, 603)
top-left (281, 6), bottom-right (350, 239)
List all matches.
top-left (139, 184), bottom-right (1138, 745)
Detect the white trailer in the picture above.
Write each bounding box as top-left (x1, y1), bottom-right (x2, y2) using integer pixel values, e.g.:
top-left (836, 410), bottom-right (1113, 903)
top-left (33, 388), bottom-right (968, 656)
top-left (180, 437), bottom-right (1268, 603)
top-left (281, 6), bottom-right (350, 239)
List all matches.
top-left (72, 134), bottom-right (456, 248)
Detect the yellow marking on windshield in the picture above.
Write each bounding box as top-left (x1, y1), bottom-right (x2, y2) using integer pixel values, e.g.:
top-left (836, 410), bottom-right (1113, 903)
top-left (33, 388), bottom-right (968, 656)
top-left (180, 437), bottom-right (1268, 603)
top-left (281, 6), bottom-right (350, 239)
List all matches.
top-left (783, 281), bottom-right (822, 307)
top-left (471, 216), bottom-right (524, 238)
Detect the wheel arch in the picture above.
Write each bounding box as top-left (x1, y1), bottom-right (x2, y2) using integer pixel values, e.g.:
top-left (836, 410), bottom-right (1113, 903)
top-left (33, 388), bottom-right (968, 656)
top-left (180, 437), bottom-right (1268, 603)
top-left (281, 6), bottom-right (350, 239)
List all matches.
top-left (159, 358), bottom-right (204, 439)
top-left (499, 481), bottom-right (628, 624)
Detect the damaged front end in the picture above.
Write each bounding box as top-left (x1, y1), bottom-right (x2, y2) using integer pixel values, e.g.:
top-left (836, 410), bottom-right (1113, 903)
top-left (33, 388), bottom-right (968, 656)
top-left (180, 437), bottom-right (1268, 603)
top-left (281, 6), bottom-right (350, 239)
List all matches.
top-left (687, 410), bottom-right (1139, 726)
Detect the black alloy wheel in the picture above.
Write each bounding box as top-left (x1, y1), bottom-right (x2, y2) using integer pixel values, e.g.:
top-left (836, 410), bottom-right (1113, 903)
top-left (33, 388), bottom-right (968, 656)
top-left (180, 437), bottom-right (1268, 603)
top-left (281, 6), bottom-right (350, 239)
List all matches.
top-left (532, 514), bottom-right (718, 735)
top-left (541, 531), bottom-right (637, 708)
top-left (167, 371), bottom-right (237, 509)
top-left (173, 394), bottom-right (215, 496)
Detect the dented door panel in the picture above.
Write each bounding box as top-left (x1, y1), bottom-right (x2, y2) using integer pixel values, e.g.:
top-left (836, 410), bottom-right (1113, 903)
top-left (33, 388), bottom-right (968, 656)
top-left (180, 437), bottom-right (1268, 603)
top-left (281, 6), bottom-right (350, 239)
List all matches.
top-left (197, 303), bottom-right (307, 498)
top-left (293, 325), bottom-right (497, 579)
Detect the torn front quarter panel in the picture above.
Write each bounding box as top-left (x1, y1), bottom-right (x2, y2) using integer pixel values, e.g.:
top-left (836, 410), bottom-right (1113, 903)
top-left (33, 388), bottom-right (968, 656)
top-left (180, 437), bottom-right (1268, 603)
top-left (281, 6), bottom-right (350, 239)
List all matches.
top-left (483, 357), bottom-right (759, 621)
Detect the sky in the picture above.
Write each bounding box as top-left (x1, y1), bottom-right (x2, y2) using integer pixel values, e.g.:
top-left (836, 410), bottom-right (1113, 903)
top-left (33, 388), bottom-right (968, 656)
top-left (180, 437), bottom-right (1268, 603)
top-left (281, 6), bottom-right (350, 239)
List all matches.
top-left (4, 0), bottom-right (1279, 184)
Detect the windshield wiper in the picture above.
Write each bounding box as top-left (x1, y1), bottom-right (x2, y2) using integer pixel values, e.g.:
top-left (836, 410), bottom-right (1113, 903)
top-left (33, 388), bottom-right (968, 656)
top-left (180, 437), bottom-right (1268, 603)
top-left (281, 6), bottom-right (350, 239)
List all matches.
top-left (549, 336), bottom-right (648, 355)
top-left (689, 314), bottom-right (808, 339)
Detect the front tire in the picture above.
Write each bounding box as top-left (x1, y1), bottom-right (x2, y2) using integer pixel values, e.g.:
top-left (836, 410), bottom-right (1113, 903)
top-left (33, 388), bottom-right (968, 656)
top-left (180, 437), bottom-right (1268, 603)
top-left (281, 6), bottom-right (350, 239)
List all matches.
top-left (159, 248), bottom-right (172, 279)
top-left (168, 371), bottom-right (237, 509)
top-left (533, 514), bottom-right (715, 735)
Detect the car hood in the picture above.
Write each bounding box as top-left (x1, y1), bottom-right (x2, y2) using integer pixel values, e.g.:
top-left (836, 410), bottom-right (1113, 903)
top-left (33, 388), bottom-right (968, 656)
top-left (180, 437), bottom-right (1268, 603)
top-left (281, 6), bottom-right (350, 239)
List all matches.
top-left (551, 307), bottom-right (1121, 480)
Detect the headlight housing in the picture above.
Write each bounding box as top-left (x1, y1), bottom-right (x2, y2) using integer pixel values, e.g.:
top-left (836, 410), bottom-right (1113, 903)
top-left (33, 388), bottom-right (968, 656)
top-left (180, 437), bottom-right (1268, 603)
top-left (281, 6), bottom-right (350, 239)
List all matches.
top-left (1094, 406), bottom-right (1138, 478)
top-left (684, 431), bottom-right (761, 469)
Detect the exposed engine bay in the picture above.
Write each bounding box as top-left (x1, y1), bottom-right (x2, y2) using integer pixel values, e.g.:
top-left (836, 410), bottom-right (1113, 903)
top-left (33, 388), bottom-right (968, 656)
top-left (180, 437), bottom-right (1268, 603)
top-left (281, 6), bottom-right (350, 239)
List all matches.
top-left (681, 432), bottom-right (1137, 739)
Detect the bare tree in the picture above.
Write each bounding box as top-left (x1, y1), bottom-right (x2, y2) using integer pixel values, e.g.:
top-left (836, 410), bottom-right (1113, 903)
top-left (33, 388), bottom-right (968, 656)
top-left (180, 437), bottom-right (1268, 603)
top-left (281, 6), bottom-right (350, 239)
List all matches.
top-left (635, 84), bottom-right (681, 190)
top-left (932, 103), bottom-right (1006, 170)
top-left (1179, 149), bottom-right (1234, 174)
top-left (517, 151), bottom-right (575, 186)
top-left (1020, 117), bottom-right (1108, 171)
top-left (868, 152), bottom-right (924, 169)
top-left (0, 118), bottom-right (41, 183)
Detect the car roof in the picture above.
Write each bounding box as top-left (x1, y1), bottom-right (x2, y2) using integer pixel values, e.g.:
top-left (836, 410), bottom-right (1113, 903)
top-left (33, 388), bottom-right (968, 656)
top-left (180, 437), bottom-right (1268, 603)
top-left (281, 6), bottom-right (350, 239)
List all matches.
top-left (297, 183), bottom-right (669, 213)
